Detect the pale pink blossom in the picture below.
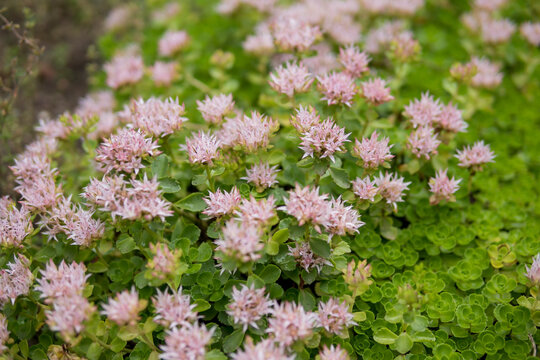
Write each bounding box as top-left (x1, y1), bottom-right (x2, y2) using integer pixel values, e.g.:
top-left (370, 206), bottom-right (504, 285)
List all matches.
top-left (429, 169), bottom-right (461, 205)
top-left (36, 260), bottom-right (89, 303)
top-left (480, 18), bottom-right (515, 44)
top-left (215, 220), bottom-right (263, 263)
top-left (161, 323), bottom-right (214, 360)
top-left (203, 187), bottom-right (242, 218)
top-left (407, 126), bottom-right (441, 159)
top-left (271, 17), bottom-right (321, 52)
top-left (437, 103), bottom-right (467, 133)
top-left (242, 162), bottom-right (279, 189)
top-left (104, 55), bottom-right (144, 89)
top-left (153, 288), bottom-right (198, 328)
top-left (232, 337), bottom-right (294, 360)
top-left (129, 97), bottom-right (187, 137)
top-left (102, 288), bottom-right (146, 326)
top-left (15, 175), bottom-right (62, 212)
top-left (474, 0), bottom-right (507, 11)
top-left (104, 5), bottom-right (135, 31)
top-left (526, 254), bottom-right (540, 286)
top-left (319, 344), bottom-right (350, 360)
top-left (323, 16), bottom-right (362, 45)
top-left (196, 94), bottom-right (235, 124)
top-left (227, 285), bottom-right (273, 331)
top-left (0, 255), bottom-right (33, 305)
top-left (352, 177), bottom-right (379, 202)
top-left (279, 185), bottom-right (330, 232)
top-left (76, 91), bottom-right (115, 118)
top-left (62, 206), bottom-right (105, 247)
top-left (364, 21), bottom-right (411, 54)
top-left (88, 112), bottom-right (120, 140)
top-left (46, 294), bottom-right (95, 337)
top-left (218, 111), bottom-right (278, 152)
top-left (269, 62), bottom-right (313, 97)
top-left (455, 141), bottom-right (495, 170)
top-left (147, 243), bottom-right (180, 280)
top-left (159, 30), bottom-right (190, 56)
top-left (360, 78), bottom-right (394, 105)
top-left (302, 43), bottom-right (339, 76)
top-left (299, 118), bottom-right (350, 162)
top-left (236, 196), bottom-right (276, 226)
top-left (0, 198), bottom-right (33, 247)
top-left (317, 298), bottom-right (356, 335)
top-left (83, 175), bottom-right (173, 221)
top-left (243, 24), bottom-right (274, 55)
top-left (317, 72), bottom-right (357, 107)
top-left (120, 176), bottom-right (173, 221)
top-left (374, 172), bottom-right (411, 210)
top-left (10, 151), bottom-right (54, 180)
top-left (95, 128), bottom-right (161, 174)
top-left (151, 61), bottom-right (178, 86)
top-left (152, 2), bottom-right (181, 23)
top-left (352, 131), bottom-right (394, 168)
top-left (182, 131), bottom-right (221, 165)
top-left (520, 22), bottom-right (540, 46)
top-left (35, 117), bottom-right (68, 139)
top-left (290, 105), bottom-right (320, 133)
top-left (266, 301), bottom-right (317, 347)
top-left (288, 242), bottom-right (331, 273)
top-left (470, 57), bottom-right (503, 89)
top-left (0, 314), bottom-right (8, 353)
top-left (326, 197), bottom-right (364, 236)
top-left (404, 92), bottom-right (442, 128)
top-left (360, 0), bottom-right (424, 16)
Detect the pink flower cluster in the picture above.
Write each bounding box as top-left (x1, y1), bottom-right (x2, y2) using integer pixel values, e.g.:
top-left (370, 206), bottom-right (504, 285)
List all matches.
top-left (0, 255), bottom-right (33, 305)
top-left (129, 97), bottom-right (188, 137)
top-left (102, 287), bottom-right (146, 326)
top-left (218, 111), bottom-right (278, 152)
top-left (203, 187), bottom-right (242, 218)
top-left (197, 93), bottom-right (235, 124)
top-left (0, 197), bottom-right (33, 247)
top-left (288, 242), bottom-right (331, 273)
top-left (215, 219), bottom-right (264, 264)
top-left (270, 16), bottom-right (321, 52)
top-left (280, 185), bottom-right (363, 235)
top-left (153, 288), bottom-right (199, 328)
top-left (429, 169), bottom-right (461, 205)
top-left (95, 128), bottom-right (161, 174)
top-left (317, 72), bottom-right (357, 107)
top-left (227, 285), bottom-right (273, 331)
top-left (243, 162), bottom-right (279, 189)
top-left (269, 62), bottom-right (313, 98)
top-left (360, 78), bottom-right (394, 106)
top-left (151, 61), bottom-right (178, 86)
top-left (83, 174), bottom-right (173, 221)
top-left (182, 131), bottom-right (222, 165)
top-left (36, 261), bottom-right (94, 337)
top-left (159, 30), bottom-right (190, 57)
top-left (455, 141), bottom-right (495, 170)
top-left (104, 54), bottom-right (144, 89)
top-left (352, 131), bottom-right (394, 168)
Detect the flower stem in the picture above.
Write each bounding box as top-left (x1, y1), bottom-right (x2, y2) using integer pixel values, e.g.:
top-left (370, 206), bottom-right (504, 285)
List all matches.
top-left (206, 166), bottom-right (215, 192)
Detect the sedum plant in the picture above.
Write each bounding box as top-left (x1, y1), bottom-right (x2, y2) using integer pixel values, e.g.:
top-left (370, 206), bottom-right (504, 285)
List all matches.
top-left (1, 0), bottom-right (540, 359)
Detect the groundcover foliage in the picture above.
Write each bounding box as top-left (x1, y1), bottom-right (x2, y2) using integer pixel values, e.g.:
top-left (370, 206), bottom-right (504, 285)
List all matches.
top-left (1, 0), bottom-right (540, 359)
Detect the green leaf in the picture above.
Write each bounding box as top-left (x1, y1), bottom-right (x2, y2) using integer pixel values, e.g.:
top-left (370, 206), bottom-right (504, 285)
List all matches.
top-left (329, 167), bottom-right (350, 189)
top-left (272, 228), bottom-right (289, 244)
top-left (394, 333), bottom-right (414, 354)
top-left (206, 349), bottom-right (227, 360)
top-left (87, 342), bottom-right (103, 360)
top-left (152, 154), bottom-right (169, 179)
top-left (118, 328), bottom-right (138, 341)
top-left (175, 192), bottom-right (207, 212)
top-left (223, 329), bottom-right (244, 353)
top-left (193, 299), bottom-right (211, 312)
top-left (310, 238), bottom-right (331, 258)
top-left (110, 337), bottom-right (127, 352)
top-left (117, 235), bottom-right (137, 254)
top-left (373, 327), bottom-right (398, 344)
top-left (297, 157), bottom-right (314, 168)
top-left (160, 178), bottom-right (181, 193)
top-left (88, 260), bottom-right (108, 273)
top-left (298, 289), bottom-right (316, 311)
top-left (258, 264), bottom-right (281, 283)
top-left (197, 242), bottom-right (213, 262)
